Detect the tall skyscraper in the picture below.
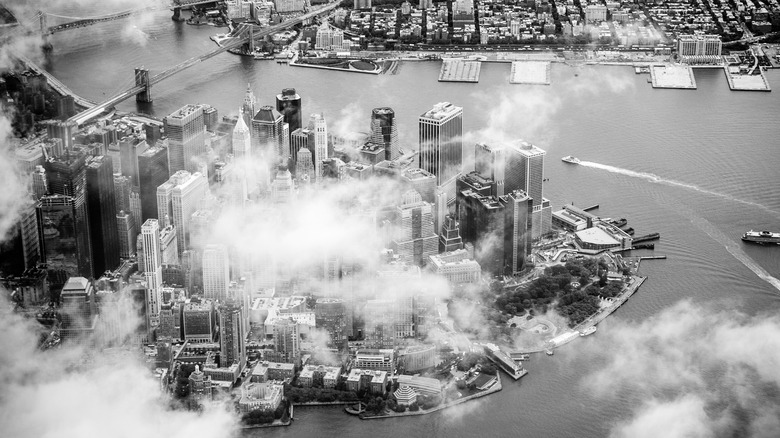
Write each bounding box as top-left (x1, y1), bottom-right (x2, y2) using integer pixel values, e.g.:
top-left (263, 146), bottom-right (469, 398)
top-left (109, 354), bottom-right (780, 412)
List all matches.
top-left (457, 188), bottom-right (505, 275)
top-left (439, 214), bottom-right (464, 252)
top-left (218, 301), bottom-right (245, 368)
top-left (275, 88), bottom-right (302, 135)
top-left (271, 166), bottom-right (294, 204)
top-left (505, 140), bottom-right (550, 240)
top-left (37, 195), bottom-right (84, 277)
top-left (164, 104), bottom-right (207, 174)
top-left (295, 147), bottom-right (314, 185)
top-left (315, 298), bottom-right (347, 350)
top-left (231, 110), bottom-right (252, 202)
top-left (141, 219), bottom-right (163, 323)
top-left (59, 276), bottom-right (95, 342)
top-left (419, 102), bottom-right (463, 203)
top-left (241, 84), bottom-right (256, 128)
top-left (113, 173), bottom-right (131, 215)
top-left (116, 210), bottom-right (136, 258)
top-left (203, 244), bottom-right (229, 301)
top-left (308, 113), bottom-right (328, 181)
top-left (499, 190), bottom-right (533, 275)
top-left (251, 105), bottom-right (285, 161)
top-left (43, 151), bottom-right (93, 278)
top-left (391, 190), bottom-right (438, 267)
top-left (156, 170), bottom-right (209, 254)
top-left (86, 156), bottom-right (119, 275)
top-left (272, 318), bottom-right (300, 363)
top-left (475, 142), bottom-right (506, 197)
top-left (370, 108), bottom-right (399, 161)
top-left (290, 127), bottom-right (313, 174)
top-left (137, 146), bottom-right (170, 222)
top-left (32, 165), bottom-right (48, 199)
top-left (119, 136), bottom-right (144, 186)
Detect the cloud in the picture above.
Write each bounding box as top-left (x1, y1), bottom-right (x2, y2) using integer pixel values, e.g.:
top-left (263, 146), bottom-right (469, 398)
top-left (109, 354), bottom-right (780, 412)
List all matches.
top-left (572, 300), bottom-right (780, 438)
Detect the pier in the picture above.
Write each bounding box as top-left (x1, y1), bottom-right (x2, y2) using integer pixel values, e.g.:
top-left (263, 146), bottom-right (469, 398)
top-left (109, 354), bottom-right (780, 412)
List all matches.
top-left (583, 204), bottom-right (599, 212)
top-left (438, 59), bottom-right (481, 82)
top-left (650, 65), bottom-right (697, 89)
top-left (632, 232), bottom-right (660, 243)
top-left (509, 61), bottom-right (550, 85)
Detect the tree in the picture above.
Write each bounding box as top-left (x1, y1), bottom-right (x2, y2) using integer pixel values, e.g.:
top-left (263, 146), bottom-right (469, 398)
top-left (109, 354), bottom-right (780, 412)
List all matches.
top-left (409, 402), bottom-right (420, 411)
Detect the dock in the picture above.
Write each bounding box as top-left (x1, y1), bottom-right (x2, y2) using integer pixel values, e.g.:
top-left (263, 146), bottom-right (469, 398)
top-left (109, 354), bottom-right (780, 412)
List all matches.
top-left (483, 343), bottom-right (528, 380)
top-left (509, 61), bottom-right (551, 85)
top-left (583, 204), bottom-right (599, 212)
top-left (649, 65), bottom-right (697, 89)
top-left (633, 232), bottom-right (660, 243)
top-left (438, 59), bottom-right (481, 82)
top-left (724, 66), bottom-right (771, 91)
top-left (638, 255), bottom-right (666, 260)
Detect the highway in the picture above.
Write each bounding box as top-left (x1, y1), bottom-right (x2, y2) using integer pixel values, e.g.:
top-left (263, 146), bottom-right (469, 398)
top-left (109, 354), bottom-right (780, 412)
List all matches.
top-left (68, 1), bottom-right (340, 126)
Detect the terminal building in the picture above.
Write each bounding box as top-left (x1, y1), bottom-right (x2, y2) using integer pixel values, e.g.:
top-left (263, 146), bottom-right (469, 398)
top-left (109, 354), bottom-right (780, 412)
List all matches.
top-left (573, 223), bottom-right (633, 254)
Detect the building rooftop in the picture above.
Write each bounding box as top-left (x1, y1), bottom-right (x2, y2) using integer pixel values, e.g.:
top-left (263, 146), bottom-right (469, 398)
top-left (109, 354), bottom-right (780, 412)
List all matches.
top-left (420, 102), bottom-right (462, 120)
top-left (62, 277), bottom-right (90, 293)
top-left (575, 227), bottom-right (620, 246)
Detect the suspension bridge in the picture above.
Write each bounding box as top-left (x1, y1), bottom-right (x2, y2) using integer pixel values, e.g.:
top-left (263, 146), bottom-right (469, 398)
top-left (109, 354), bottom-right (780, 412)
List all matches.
top-left (65, 1), bottom-right (340, 126)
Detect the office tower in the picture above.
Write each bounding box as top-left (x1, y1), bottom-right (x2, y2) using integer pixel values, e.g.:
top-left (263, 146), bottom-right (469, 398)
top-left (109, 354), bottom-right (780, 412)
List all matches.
top-left (119, 136), bottom-right (143, 186)
top-left (281, 123), bottom-right (290, 169)
top-left (145, 123), bottom-right (162, 146)
top-left (218, 301), bottom-right (245, 368)
top-left (499, 190), bottom-right (533, 275)
top-left (363, 299), bottom-right (395, 349)
top-left (156, 170), bottom-right (209, 254)
top-left (113, 173), bottom-right (131, 214)
top-left (475, 142), bottom-right (506, 197)
top-left (241, 84), bottom-right (256, 128)
top-left (272, 318), bottom-right (300, 363)
top-left (295, 147), bottom-right (314, 185)
top-left (141, 219), bottom-right (163, 322)
top-left (189, 209), bottom-right (213, 250)
top-left (232, 110), bottom-right (251, 200)
top-left (290, 127), bottom-right (313, 172)
top-left (183, 301), bottom-right (216, 343)
top-left (159, 224), bottom-right (179, 266)
top-left (19, 200), bottom-right (42, 271)
top-left (307, 114), bottom-right (328, 180)
top-left (457, 189), bottom-right (505, 275)
top-left (158, 302), bottom-right (179, 341)
top-left (251, 105), bottom-right (284, 161)
top-left (203, 244), bottom-right (229, 301)
top-left (136, 234), bottom-right (145, 273)
top-left (419, 102), bottom-right (463, 203)
top-left (86, 156), bottom-right (119, 275)
top-left (505, 140), bottom-right (550, 240)
top-left (41, 150), bottom-right (93, 278)
top-left (439, 214), bottom-right (464, 252)
top-left (275, 88), bottom-right (302, 135)
top-left (434, 189), bottom-right (448, 237)
top-left (59, 277), bottom-right (95, 342)
top-left (391, 190), bottom-right (438, 267)
top-left (203, 105), bottom-right (218, 132)
top-left (165, 104), bottom-right (207, 174)
top-left (271, 166), bottom-right (294, 204)
top-left (32, 165), bottom-right (48, 199)
top-left (116, 211), bottom-right (136, 258)
top-left (315, 298), bottom-right (347, 350)
top-left (370, 108), bottom-right (399, 161)
top-left (137, 146), bottom-right (170, 222)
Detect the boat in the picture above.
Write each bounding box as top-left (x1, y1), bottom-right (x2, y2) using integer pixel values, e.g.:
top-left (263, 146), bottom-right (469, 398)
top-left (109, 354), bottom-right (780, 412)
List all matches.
top-left (742, 230), bottom-right (780, 245)
top-left (561, 156), bottom-right (580, 164)
top-left (579, 326), bottom-right (597, 337)
top-left (609, 218), bottom-right (627, 227)
top-left (545, 349), bottom-right (554, 356)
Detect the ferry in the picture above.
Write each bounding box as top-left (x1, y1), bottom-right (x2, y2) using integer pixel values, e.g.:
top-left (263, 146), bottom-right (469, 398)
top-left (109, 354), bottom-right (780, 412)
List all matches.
top-left (561, 156), bottom-right (580, 164)
top-left (742, 230), bottom-right (780, 245)
top-left (545, 349), bottom-right (554, 356)
top-left (579, 326), bottom-right (597, 337)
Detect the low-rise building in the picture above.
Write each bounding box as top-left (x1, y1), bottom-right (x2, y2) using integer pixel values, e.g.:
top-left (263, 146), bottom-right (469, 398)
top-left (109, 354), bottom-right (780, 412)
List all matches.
top-left (399, 344), bottom-right (437, 372)
top-left (396, 374), bottom-right (442, 396)
top-left (345, 368), bottom-right (388, 395)
top-left (297, 364), bottom-right (342, 388)
top-left (354, 349), bottom-right (395, 372)
top-left (238, 382), bottom-right (283, 413)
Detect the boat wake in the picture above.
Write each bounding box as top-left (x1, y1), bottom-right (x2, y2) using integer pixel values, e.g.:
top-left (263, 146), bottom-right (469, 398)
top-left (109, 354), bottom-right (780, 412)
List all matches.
top-left (578, 161), bottom-right (780, 217)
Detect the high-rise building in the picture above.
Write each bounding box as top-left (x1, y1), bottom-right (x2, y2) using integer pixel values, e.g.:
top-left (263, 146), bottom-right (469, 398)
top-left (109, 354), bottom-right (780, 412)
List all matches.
top-left (295, 147), bottom-right (314, 185)
top-left (203, 244), bottom-right (230, 301)
top-left (32, 165), bottom-right (48, 199)
top-left (113, 173), bottom-right (131, 215)
top-left (59, 276), bottom-right (96, 342)
top-left (159, 224), bottom-right (179, 266)
top-left (116, 211), bottom-right (136, 258)
top-left (439, 214), bottom-right (464, 252)
top-left (677, 34), bottom-right (722, 64)
top-left (119, 136), bottom-right (144, 186)
top-left (391, 191), bottom-right (438, 267)
top-left (475, 142), bottom-right (506, 197)
top-left (251, 105), bottom-right (285, 162)
top-left (419, 102), bottom-right (463, 203)
top-left (370, 108), bottom-right (399, 161)
top-left (307, 114), bottom-right (328, 180)
top-left (290, 127), bottom-right (313, 174)
top-left (315, 298), bottom-right (347, 350)
top-left (232, 110), bottom-right (252, 201)
top-left (242, 84), bottom-right (256, 128)
top-left (137, 146), bottom-right (170, 222)
top-left (457, 189), bottom-right (505, 275)
top-left (218, 301), bottom-right (245, 368)
top-left (141, 219), bottom-right (163, 323)
top-left (275, 88), bottom-right (302, 136)
top-left (19, 201), bottom-right (42, 271)
top-left (499, 190), bottom-right (533, 275)
top-left (156, 170), bottom-right (209, 254)
top-left (36, 195), bottom-right (86, 278)
top-left (505, 140), bottom-right (550, 240)
top-left (271, 318), bottom-right (300, 363)
top-left (183, 301), bottom-right (216, 343)
top-left (44, 150), bottom-right (93, 278)
top-left (165, 104), bottom-right (207, 174)
top-left (271, 166), bottom-right (294, 204)
top-left (86, 156), bottom-right (119, 275)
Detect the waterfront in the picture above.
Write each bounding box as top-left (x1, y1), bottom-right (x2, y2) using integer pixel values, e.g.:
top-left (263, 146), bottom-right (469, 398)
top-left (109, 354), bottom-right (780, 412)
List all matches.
top-left (40, 8), bottom-right (780, 438)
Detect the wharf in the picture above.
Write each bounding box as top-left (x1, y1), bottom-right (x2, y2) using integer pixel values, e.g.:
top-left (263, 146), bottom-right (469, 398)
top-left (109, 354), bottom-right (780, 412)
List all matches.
top-left (649, 65), bottom-right (697, 89)
top-left (724, 66), bottom-right (771, 91)
top-left (438, 59), bottom-right (481, 82)
top-left (509, 61), bottom-right (551, 85)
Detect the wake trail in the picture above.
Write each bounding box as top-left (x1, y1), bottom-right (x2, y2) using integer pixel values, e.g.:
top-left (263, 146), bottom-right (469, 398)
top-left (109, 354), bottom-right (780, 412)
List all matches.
top-left (578, 161), bottom-right (780, 218)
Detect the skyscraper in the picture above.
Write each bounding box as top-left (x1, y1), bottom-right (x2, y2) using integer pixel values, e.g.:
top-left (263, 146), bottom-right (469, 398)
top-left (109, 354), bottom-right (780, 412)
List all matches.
top-left (307, 113), bottom-right (328, 181)
top-left (113, 173), bottom-right (131, 214)
top-left (165, 104), bottom-right (207, 174)
top-left (32, 165), bottom-right (48, 199)
top-left (370, 108), bottom-right (399, 161)
top-left (505, 140), bottom-right (550, 240)
top-left (271, 318), bottom-right (300, 363)
top-left (86, 155), bottom-right (119, 275)
top-left (241, 84), bottom-right (256, 128)
top-left (315, 298), bottom-right (347, 350)
top-left (203, 244), bottom-right (229, 301)
top-left (251, 105), bottom-right (285, 161)
top-left (218, 301), bottom-right (245, 368)
top-left (119, 136), bottom-right (144, 186)
top-left (295, 147), bottom-right (314, 185)
top-left (59, 276), bottom-right (96, 342)
top-left (419, 102), bottom-right (463, 203)
top-left (275, 88), bottom-right (302, 135)
top-left (391, 190), bottom-right (439, 267)
top-left (37, 195), bottom-right (85, 278)
top-left (290, 127), bottom-right (314, 174)
top-left (475, 142), bottom-right (506, 197)
top-left (499, 190), bottom-right (533, 275)
top-left (116, 210), bottom-right (136, 258)
top-left (439, 214), bottom-right (464, 252)
top-left (271, 166), bottom-right (294, 204)
top-left (137, 146), bottom-right (170, 222)
top-left (156, 170), bottom-right (209, 254)
top-left (43, 151), bottom-right (93, 278)
top-left (141, 219), bottom-right (163, 324)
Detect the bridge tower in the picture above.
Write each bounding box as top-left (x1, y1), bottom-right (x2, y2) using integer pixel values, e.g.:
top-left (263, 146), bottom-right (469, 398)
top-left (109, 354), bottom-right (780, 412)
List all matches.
top-left (172, 0), bottom-right (183, 22)
top-left (38, 11), bottom-right (47, 34)
top-left (134, 67), bottom-right (152, 103)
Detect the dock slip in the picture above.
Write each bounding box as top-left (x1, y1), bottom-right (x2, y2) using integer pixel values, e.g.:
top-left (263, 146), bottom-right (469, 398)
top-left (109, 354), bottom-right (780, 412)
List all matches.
top-left (439, 59), bottom-right (481, 83)
top-left (582, 204), bottom-right (599, 212)
top-left (633, 232), bottom-right (660, 243)
top-left (638, 255), bottom-right (667, 260)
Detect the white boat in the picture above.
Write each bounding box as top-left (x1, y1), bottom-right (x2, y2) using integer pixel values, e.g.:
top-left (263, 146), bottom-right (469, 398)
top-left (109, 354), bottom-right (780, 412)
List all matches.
top-left (579, 326), bottom-right (597, 337)
top-left (561, 156), bottom-right (581, 164)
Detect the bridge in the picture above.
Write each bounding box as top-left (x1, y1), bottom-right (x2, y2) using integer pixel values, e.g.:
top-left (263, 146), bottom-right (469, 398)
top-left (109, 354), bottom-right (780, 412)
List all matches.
top-left (67, 2), bottom-right (340, 126)
top-left (14, 53), bottom-right (96, 109)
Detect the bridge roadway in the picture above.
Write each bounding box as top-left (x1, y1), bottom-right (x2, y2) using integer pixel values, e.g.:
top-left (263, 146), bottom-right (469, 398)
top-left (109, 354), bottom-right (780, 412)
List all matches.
top-left (68, 2), bottom-right (340, 126)
top-left (45, 6), bottom-right (161, 34)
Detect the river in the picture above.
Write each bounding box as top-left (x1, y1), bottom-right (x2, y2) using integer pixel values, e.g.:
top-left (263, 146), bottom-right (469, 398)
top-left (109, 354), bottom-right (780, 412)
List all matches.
top-left (40, 7), bottom-right (780, 437)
